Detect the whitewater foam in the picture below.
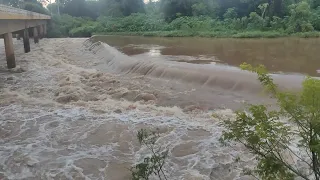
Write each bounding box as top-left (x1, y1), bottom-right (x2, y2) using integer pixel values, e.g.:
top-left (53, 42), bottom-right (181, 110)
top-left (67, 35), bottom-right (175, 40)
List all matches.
top-left (0, 38), bottom-right (310, 180)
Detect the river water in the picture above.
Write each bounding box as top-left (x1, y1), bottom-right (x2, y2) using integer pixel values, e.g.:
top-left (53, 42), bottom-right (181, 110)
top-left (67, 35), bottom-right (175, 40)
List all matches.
top-left (94, 36), bottom-right (320, 77)
top-left (0, 37), bottom-right (314, 180)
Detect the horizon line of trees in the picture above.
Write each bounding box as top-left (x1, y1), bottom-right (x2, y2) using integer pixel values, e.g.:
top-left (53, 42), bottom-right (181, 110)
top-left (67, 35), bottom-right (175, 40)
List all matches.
top-left (2, 0), bottom-right (320, 37)
top-left (45, 0), bottom-right (320, 21)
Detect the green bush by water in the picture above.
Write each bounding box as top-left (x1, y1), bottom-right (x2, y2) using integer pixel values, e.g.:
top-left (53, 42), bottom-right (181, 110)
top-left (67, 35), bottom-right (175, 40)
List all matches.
top-left (231, 31), bottom-right (287, 38)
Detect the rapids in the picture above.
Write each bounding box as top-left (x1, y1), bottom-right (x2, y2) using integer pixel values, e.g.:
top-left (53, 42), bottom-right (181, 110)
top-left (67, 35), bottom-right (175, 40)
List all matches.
top-left (0, 37), bottom-right (309, 180)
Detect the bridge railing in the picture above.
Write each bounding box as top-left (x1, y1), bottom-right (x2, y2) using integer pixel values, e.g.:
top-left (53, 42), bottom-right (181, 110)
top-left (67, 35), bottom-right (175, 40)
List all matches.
top-left (0, 4), bottom-right (50, 19)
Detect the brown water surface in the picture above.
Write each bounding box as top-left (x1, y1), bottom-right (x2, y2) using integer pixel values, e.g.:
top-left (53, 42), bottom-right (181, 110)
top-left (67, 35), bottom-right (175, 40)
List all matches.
top-left (94, 36), bottom-right (320, 76)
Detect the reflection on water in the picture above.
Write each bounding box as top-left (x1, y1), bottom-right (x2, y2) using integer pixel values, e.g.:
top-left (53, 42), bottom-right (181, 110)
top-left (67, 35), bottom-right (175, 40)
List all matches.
top-left (148, 48), bottom-right (161, 56)
top-left (94, 35), bottom-right (320, 76)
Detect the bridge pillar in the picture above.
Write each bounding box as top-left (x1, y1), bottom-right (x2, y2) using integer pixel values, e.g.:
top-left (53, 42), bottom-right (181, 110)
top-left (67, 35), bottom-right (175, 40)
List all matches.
top-left (39, 25), bottom-right (44, 39)
top-left (33, 27), bottom-right (39, 44)
top-left (23, 28), bottom-right (30, 53)
top-left (42, 24), bottom-right (46, 38)
top-left (3, 32), bottom-right (16, 69)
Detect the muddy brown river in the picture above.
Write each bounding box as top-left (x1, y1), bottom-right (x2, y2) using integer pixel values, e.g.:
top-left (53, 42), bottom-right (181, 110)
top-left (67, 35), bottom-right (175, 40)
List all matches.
top-left (93, 36), bottom-right (320, 77)
top-left (0, 37), bottom-right (315, 180)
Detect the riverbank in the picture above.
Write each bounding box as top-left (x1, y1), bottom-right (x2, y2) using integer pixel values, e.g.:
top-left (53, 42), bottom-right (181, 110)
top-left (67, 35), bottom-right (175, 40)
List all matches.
top-left (95, 30), bottom-right (320, 38)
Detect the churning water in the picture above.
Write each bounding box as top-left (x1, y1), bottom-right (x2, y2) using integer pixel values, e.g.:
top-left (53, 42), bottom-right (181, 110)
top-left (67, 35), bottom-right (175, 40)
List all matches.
top-left (0, 37), bottom-right (311, 180)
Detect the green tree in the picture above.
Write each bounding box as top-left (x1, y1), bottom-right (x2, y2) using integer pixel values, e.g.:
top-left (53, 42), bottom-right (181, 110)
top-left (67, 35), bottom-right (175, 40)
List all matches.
top-left (160, 0), bottom-right (218, 21)
top-left (120, 0), bottom-right (145, 16)
top-left (44, 0), bottom-right (320, 38)
top-left (258, 3), bottom-right (269, 18)
top-left (145, 0), bottom-right (161, 15)
top-left (98, 0), bottom-right (145, 17)
top-left (192, 2), bottom-right (208, 16)
top-left (287, 1), bottom-right (314, 33)
top-left (99, 0), bottom-right (124, 17)
top-left (1, 0), bottom-right (22, 7)
top-left (160, 0), bottom-right (194, 21)
top-left (312, 7), bottom-right (320, 30)
top-left (47, 3), bottom-right (60, 14)
top-left (223, 7), bottom-right (238, 19)
top-left (310, 0), bottom-right (320, 9)
top-left (61, 0), bottom-right (98, 18)
top-left (247, 12), bottom-right (266, 30)
top-left (24, 1), bottom-right (49, 14)
top-left (221, 63), bottom-right (320, 180)
top-left (2, 0), bottom-right (49, 14)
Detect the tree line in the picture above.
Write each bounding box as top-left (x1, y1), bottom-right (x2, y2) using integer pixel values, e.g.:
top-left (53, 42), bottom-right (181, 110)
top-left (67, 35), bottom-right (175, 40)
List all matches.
top-left (2, 0), bottom-right (320, 37)
top-left (1, 0), bottom-right (49, 14)
top-left (46, 0), bottom-right (319, 21)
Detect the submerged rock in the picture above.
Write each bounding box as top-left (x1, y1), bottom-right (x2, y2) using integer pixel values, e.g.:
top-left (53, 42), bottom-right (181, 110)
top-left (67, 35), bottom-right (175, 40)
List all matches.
top-left (6, 77), bottom-right (14, 81)
top-left (114, 109), bottom-right (122, 114)
top-left (55, 94), bottom-right (80, 103)
top-left (26, 157), bottom-right (39, 167)
top-left (134, 93), bottom-right (157, 102)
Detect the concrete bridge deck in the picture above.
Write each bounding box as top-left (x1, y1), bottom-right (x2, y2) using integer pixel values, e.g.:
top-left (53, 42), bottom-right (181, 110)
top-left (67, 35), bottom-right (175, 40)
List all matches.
top-left (0, 4), bottom-right (50, 69)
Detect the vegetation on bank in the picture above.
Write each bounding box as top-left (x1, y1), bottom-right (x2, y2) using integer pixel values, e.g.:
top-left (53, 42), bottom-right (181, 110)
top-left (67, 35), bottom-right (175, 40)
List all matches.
top-left (2, 0), bottom-right (50, 15)
top-left (3, 0), bottom-right (320, 38)
top-left (220, 63), bottom-right (320, 180)
top-left (45, 13), bottom-right (320, 38)
top-left (95, 30), bottom-right (320, 38)
top-left (46, 1), bottom-right (320, 38)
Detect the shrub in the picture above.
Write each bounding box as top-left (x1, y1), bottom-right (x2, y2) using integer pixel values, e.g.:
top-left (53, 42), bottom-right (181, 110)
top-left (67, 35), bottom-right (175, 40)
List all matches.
top-left (170, 16), bottom-right (212, 32)
top-left (293, 31), bottom-right (320, 38)
top-left (221, 63), bottom-right (320, 180)
top-left (226, 17), bottom-right (248, 30)
top-left (270, 16), bottom-right (285, 30)
top-left (131, 129), bottom-right (168, 180)
top-left (69, 26), bottom-right (94, 37)
top-left (23, 2), bottom-right (50, 15)
top-left (46, 14), bottom-right (96, 37)
top-left (99, 13), bottom-right (171, 32)
top-left (247, 12), bottom-right (266, 30)
top-left (232, 31), bottom-right (285, 38)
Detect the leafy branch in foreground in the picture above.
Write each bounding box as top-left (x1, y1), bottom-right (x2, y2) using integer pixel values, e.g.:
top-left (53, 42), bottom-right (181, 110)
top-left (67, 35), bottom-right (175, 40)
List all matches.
top-left (220, 62), bottom-right (320, 180)
top-left (131, 129), bottom-right (169, 180)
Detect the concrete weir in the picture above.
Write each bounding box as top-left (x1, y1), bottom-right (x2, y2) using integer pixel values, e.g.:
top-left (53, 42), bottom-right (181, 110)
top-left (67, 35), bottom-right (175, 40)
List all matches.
top-left (0, 4), bottom-right (50, 69)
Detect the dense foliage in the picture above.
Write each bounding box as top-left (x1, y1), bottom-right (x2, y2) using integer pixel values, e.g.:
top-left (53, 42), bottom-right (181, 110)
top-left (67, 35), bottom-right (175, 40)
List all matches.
top-left (220, 63), bottom-right (320, 180)
top-left (3, 0), bottom-right (320, 37)
top-left (1, 0), bottom-right (49, 14)
top-left (45, 0), bottom-right (320, 38)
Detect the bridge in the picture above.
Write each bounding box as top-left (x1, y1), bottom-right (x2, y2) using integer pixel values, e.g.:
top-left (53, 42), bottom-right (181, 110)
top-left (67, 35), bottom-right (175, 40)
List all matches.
top-left (0, 4), bottom-right (50, 69)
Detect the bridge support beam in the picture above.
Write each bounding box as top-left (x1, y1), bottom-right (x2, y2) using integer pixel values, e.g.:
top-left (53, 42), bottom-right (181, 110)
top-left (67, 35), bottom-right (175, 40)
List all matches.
top-left (43, 24), bottom-right (47, 37)
top-left (3, 32), bottom-right (16, 69)
top-left (23, 28), bottom-right (30, 53)
top-left (39, 25), bottom-right (43, 39)
top-left (33, 26), bottom-right (39, 44)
